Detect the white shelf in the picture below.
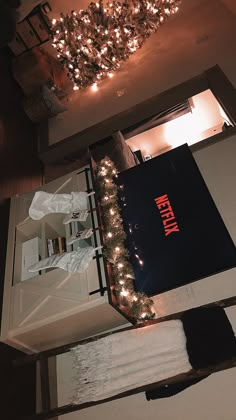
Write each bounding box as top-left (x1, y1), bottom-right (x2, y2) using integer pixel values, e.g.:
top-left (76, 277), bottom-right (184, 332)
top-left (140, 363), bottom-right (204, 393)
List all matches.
top-left (1, 164), bottom-right (128, 353)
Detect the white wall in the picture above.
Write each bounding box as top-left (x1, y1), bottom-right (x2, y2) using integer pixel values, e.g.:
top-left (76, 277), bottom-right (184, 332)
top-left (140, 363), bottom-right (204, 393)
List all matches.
top-left (48, 0), bottom-right (236, 145)
top-left (59, 366), bottom-right (236, 420)
top-left (57, 134), bottom-right (236, 419)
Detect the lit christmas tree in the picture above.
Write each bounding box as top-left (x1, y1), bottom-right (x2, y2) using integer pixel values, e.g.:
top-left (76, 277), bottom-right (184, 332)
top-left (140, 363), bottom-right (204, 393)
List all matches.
top-left (51, 0), bottom-right (181, 91)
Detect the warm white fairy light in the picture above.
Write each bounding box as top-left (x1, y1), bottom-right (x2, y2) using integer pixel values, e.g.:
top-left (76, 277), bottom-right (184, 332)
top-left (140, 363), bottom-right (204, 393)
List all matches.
top-left (97, 157), bottom-right (156, 321)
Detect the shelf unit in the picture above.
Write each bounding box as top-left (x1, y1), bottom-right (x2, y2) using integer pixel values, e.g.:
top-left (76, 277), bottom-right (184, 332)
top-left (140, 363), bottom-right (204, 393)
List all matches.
top-left (1, 163), bottom-right (128, 353)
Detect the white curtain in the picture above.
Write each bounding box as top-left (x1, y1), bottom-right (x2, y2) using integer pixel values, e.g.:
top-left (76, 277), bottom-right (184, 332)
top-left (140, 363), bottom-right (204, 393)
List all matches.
top-left (71, 320), bottom-right (191, 404)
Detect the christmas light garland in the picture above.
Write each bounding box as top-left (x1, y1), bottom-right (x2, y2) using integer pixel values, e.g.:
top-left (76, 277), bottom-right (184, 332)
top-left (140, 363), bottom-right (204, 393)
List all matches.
top-left (97, 157), bottom-right (155, 321)
top-left (51, 0), bottom-right (181, 91)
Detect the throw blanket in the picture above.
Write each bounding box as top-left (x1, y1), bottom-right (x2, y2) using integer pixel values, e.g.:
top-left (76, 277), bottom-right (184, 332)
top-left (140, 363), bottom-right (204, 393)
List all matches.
top-left (71, 307), bottom-right (236, 405)
top-left (71, 320), bottom-right (191, 404)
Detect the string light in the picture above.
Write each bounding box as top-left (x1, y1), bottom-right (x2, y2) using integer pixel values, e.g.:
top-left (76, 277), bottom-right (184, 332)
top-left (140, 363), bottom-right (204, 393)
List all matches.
top-left (97, 157), bottom-right (155, 321)
top-left (91, 83), bottom-right (98, 92)
top-left (51, 0), bottom-right (181, 91)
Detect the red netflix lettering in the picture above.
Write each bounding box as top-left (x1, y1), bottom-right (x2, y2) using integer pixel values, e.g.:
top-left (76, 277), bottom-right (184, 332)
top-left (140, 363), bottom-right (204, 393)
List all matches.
top-left (154, 194), bottom-right (180, 237)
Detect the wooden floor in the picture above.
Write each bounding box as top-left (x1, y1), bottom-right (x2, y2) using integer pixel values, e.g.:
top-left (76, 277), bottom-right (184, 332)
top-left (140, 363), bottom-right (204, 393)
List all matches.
top-left (0, 48), bottom-right (42, 419)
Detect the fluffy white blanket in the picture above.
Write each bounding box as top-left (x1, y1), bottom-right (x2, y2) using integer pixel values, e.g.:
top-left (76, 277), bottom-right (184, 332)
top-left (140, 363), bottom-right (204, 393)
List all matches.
top-left (71, 320), bottom-right (191, 404)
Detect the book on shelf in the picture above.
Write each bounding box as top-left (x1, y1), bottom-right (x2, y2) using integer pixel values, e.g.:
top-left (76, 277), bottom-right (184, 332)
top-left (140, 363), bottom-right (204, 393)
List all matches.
top-left (47, 237), bottom-right (66, 256)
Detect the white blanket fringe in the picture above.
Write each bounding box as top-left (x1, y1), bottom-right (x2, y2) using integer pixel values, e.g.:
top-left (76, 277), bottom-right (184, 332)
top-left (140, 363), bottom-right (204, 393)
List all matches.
top-left (71, 320), bottom-right (191, 404)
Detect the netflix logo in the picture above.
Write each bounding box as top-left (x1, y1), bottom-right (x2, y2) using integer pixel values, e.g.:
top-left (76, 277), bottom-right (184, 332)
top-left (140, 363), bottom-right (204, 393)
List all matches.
top-left (154, 194), bottom-right (180, 236)
top-left (117, 145), bottom-right (236, 296)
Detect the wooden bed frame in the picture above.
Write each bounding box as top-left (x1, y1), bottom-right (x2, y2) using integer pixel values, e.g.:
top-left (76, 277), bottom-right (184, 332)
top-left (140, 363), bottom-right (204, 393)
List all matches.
top-left (15, 295), bottom-right (236, 420)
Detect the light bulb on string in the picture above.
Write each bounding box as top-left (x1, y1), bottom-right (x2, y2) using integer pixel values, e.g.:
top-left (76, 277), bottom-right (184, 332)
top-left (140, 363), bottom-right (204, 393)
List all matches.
top-left (120, 289), bottom-right (129, 297)
top-left (91, 83), bottom-right (98, 92)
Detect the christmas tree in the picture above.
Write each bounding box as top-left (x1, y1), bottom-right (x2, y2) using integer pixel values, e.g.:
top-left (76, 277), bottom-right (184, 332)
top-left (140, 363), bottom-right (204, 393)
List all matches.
top-left (51, 0), bottom-right (181, 91)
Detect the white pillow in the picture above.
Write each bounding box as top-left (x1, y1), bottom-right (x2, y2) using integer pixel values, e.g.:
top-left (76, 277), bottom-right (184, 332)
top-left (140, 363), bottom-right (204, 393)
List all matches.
top-left (17, 0), bottom-right (43, 22)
